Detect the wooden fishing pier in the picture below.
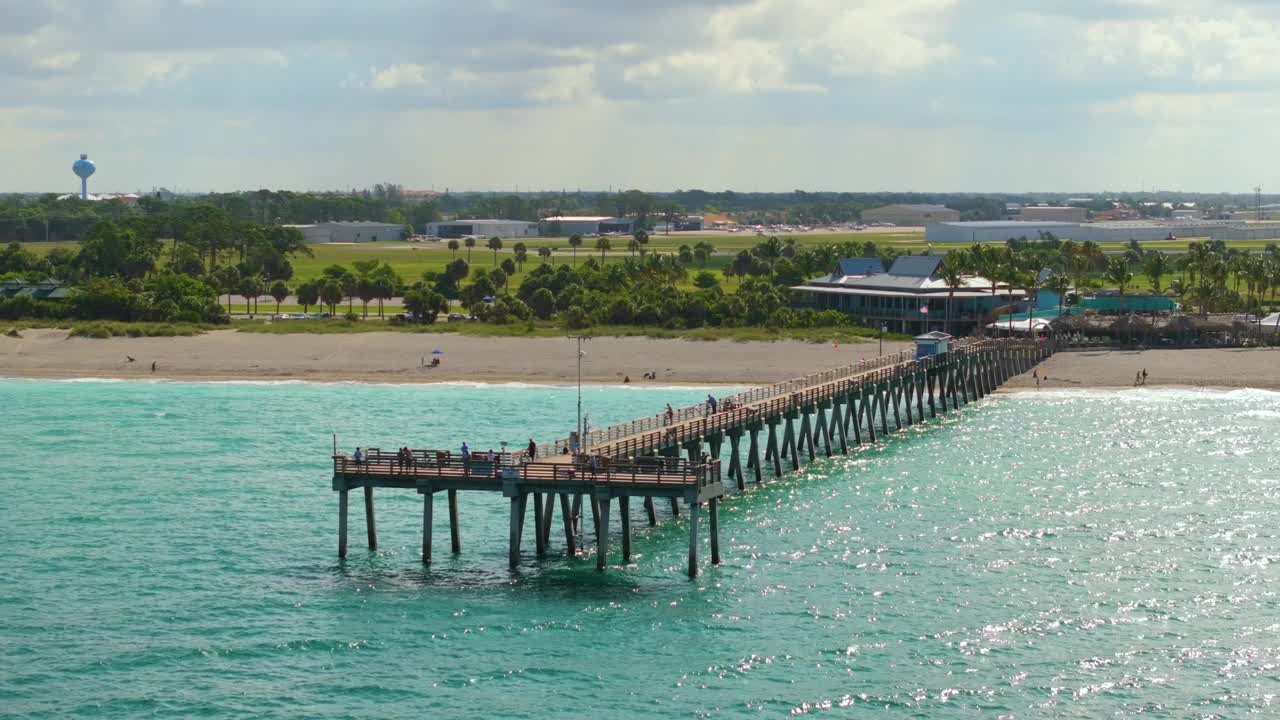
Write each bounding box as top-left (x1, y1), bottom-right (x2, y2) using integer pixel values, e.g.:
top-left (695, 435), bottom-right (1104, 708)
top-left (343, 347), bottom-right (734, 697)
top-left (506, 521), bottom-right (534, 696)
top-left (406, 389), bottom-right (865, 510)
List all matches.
top-left (331, 338), bottom-right (1053, 578)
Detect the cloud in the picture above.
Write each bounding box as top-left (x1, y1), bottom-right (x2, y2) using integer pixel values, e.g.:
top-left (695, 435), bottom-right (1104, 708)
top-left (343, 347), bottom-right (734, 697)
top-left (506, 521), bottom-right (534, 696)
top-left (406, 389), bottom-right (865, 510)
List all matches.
top-left (370, 63), bottom-right (429, 90)
top-left (4, 0), bottom-right (1280, 192)
top-left (1089, 92), bottom-right (1241, 116)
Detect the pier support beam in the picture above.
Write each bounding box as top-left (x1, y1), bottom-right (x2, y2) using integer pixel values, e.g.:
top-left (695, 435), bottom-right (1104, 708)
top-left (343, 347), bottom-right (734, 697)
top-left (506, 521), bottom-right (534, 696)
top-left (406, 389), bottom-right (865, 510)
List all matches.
top-left (422, 491), bottom-right (433, 564)
top-left (560, 493), bottom-right (577, 556)
top-left (540, 493), bottom-right (555, 550)
top-left (749, 427), bottom-right (763, 484)
top-left (620, 497), bottom-right (632, 563)
top-left (687, 500), bottom-right (701, 579)
top-left (766, 420), bottom-right (783, 477)
top-left (644, 496), bottom-right (657, 526)
top-left (364, 486), bottom-right (377, 550)
top-left (508, 493), bottom-right (527, 568)
top-left (533, 492), bottom-right (546, 557)
top-left (709, 497), bottom-right (721, 566)
top-left (727, 431), bottom-right (744, 491)
top-left (338, 488), bottom-right (348, 559)
top-left (448, 489), bottom-right (461, 554)
top-left (596, 495), bottom-right (611, 571)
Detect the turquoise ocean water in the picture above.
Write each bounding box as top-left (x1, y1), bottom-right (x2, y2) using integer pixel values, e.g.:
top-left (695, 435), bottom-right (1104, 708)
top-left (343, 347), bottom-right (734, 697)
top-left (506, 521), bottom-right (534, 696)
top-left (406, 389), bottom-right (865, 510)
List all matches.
top-left (3, 379), bottom-right (1280, 718)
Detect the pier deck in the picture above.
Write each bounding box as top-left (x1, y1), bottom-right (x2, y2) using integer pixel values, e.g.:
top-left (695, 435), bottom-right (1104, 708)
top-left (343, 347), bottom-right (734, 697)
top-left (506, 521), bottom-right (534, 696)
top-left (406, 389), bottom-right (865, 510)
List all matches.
top-left (331, 338), bottom-right (1054, 578)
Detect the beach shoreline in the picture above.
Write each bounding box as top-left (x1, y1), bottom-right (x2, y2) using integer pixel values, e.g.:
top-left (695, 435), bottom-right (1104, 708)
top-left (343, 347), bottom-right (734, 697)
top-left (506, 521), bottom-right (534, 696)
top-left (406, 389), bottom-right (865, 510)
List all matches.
top-left (1000, 347), bottom-right (1280, 392)
top-left (0, 329), bottom-right (909, 386)
top-left (6, 332), bottom-right (1280, 391)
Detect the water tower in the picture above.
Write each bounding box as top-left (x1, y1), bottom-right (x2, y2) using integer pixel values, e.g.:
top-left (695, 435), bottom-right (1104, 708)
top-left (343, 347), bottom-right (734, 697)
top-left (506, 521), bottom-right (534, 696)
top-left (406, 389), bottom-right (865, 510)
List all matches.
top-left (72, 153), bottom-right (96, 200)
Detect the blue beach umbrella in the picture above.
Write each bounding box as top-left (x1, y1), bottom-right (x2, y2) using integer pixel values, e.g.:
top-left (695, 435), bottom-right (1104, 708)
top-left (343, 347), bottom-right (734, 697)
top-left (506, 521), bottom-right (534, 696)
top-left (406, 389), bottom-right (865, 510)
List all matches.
top-left (432, 349), bottom-right (445, 354)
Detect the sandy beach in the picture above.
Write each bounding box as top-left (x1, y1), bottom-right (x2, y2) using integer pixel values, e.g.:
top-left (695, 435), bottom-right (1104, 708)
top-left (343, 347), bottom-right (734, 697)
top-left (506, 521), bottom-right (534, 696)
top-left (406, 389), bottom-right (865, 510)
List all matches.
top-left (1003, 348), bottom-right (1280, 391)
top-left (0, 329), bottom-right (908, 385)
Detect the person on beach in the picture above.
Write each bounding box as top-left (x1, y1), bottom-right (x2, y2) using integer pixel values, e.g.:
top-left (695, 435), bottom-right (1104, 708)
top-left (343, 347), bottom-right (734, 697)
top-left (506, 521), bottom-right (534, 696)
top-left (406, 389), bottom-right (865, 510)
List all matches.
top-left (624, 375), bottom-right (630, 383)
top-left (151, 361), bottom-right (157, 373)
top-left (1142, 368), bottom-right (1148, 385)
top-left (1134, 371), bottom-right (1141, 387)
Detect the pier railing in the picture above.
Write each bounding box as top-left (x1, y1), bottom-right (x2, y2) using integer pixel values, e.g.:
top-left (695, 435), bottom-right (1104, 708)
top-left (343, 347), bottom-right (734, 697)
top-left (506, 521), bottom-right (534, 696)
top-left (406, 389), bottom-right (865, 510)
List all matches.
top-left (334, 449), bottom-right (718, 487)
top-left (584, 339), bottom-right (1016, 460)
top-left (545, 339), bottom-right (990, 458)
top-left (543, 344), bottom-right (952, 457)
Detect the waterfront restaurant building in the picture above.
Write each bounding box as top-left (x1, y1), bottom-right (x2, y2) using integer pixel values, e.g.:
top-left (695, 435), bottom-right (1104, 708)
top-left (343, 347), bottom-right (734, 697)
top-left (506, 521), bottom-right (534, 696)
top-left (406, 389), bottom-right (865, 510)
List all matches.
top-left (793, 255), bottom-right (1028, 334)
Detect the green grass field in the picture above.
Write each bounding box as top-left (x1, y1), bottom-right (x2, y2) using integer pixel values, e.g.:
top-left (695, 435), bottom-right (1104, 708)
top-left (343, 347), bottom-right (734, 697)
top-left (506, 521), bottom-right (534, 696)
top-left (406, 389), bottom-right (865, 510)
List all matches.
top-left (17, 233), bottom-right (1274, 292)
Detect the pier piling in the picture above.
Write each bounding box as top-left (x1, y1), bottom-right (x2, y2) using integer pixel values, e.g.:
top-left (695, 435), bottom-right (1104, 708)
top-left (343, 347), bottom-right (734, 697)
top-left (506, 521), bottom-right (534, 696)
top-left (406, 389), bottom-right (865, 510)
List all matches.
top-left (364, 486), bottom-right (377, 550)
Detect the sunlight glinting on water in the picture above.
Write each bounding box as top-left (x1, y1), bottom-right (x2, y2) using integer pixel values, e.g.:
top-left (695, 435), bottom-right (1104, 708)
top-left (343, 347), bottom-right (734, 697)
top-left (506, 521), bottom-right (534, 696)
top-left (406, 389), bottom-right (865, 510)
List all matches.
top-left (3, 380), bottom-right (1279, 718)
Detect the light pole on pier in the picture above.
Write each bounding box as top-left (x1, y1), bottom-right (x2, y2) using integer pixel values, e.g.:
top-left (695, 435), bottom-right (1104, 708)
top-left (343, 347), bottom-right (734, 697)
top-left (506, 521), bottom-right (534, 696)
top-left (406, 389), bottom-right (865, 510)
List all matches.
top-left (568, 334), bottom-right (591, 455)
top-left (879, 325), bottom-right (887, 357)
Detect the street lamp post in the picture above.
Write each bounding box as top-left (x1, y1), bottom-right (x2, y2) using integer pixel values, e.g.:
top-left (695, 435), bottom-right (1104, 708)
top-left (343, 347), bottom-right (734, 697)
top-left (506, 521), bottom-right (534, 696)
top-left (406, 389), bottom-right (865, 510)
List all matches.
top-left (568, 334), bottom-right (591, 455)
top-left (879, 325), bottom-right (887, 356)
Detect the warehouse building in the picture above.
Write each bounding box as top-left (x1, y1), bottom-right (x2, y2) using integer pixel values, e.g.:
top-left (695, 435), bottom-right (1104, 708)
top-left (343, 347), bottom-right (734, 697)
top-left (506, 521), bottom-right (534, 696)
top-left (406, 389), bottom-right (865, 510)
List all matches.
top-left (862, 204), bottom-right (960, 226)
top-left (926, 221), bottom-right (1077, 243)
top-left (794, 255), bottom-right (1028, 335)
top-left (927, 219), bottom-right (1237, 244)
top-left (424, 219), bottom-right (540, 239)
top-left (539, 216), bottom-right (636, 236)
top-left (1016, 206), bottom-right (1087, 222)
top-left (285, 221), bottom-right (408, 243)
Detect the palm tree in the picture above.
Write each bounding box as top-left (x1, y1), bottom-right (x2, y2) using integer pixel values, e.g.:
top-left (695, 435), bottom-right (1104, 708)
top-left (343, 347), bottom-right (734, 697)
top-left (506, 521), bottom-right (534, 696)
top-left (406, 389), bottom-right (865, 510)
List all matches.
top-left (319, 279), bottom-right (342, 315)
top-left (1041, 272), bottom-right (1072, 317)
top-left (356, 276), bottom-right (375, 318)
top-left (464, 236), bottom-right (476, 263)
top-left (1103, 256), bottom-right (1133, 295)
top-left (633, 230), bottom-right (649, 256)
top-left (568, 234), bottom-right (582, 266)
top-left (627, 238), bottom-right (640, 257)
top-left (595, 236), bottom-right (611, 263)
top-left (296, 280), bottom-right (319, 314)
top-left (1143, 251), bottom-right (1170, 294)
top-left (447, 239), bottom-right (459, 258)
top-left (677, 244), bottom-right (693, 264)
top-left (537, 246), bottom-right (553, 263)
top-left (237, 275), bottom-right (263, 316)
top-left (694, 240), bottom-right (715, 267)
top-left (513, 242), bottom-right (527, 269)
top-left (487, 236), bottom-right (503, 265)
top-left (269, 280), bottom-right (289, 314)
top-left (937, 253), bottom-right (965, 335)
top-left (340, 271), bottom-right (358, 314)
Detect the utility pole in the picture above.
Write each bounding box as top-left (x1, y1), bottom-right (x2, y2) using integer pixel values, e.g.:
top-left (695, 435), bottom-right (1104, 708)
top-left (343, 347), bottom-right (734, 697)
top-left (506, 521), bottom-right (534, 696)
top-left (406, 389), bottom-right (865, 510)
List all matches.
top-left (568, 335), bottom-right (591, 454)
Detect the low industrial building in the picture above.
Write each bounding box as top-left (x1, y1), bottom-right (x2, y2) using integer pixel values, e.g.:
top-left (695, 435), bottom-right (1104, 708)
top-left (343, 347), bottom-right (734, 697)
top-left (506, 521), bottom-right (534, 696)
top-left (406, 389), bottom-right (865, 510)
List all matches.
top-left (862, 204), bottom-right (960, 226)
top-left (926, 221), bottom-right (1078, 243)
top-left (1016, 206), bottom-right (1087, 222)
top-left (424, 219), bottom-right (540, 239)
top-left (926, 219), bottom-right (1239, 243)
top-left (539, 216), bottom-right (636, 236)
top-left (0, 279), bottom-right (71, 301)
top-left (285, 221), bottom-right (408, 243)
top-left (794, 255), bottom-right (1028, 335)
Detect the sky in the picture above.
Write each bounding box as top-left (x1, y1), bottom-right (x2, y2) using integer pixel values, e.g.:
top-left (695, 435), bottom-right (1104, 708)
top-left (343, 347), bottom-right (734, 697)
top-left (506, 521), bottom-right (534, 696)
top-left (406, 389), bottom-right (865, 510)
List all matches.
top-left (2, 0), bottom-right (1278, 195)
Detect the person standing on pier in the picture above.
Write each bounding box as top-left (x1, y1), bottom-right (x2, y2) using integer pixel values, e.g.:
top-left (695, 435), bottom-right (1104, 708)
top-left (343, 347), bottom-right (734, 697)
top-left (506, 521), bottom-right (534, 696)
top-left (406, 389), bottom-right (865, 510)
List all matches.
top-left (526, 438), bottom-right (537, 459)
top-left (665, 404), bottom-right (674, 425)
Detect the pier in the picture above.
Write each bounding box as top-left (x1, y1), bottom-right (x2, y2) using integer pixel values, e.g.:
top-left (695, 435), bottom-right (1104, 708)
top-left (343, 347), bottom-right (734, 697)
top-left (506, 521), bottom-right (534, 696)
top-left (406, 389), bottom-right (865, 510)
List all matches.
top-left (331, 338), bottom-right (1053, 577)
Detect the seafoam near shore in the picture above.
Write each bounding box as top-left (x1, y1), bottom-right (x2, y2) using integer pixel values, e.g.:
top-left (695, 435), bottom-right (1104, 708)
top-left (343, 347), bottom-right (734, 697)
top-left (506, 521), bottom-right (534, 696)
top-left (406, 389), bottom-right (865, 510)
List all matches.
top-left (0, 329), bottom-right (909, 386)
